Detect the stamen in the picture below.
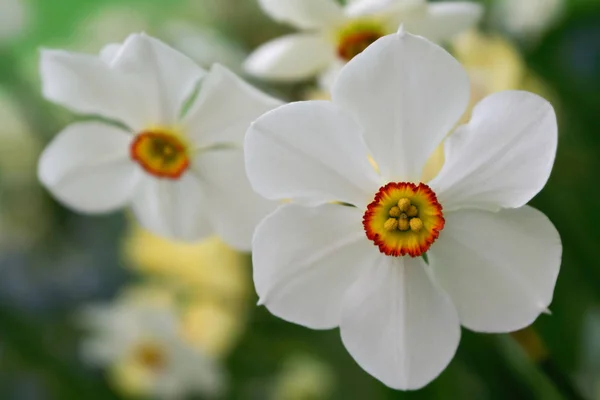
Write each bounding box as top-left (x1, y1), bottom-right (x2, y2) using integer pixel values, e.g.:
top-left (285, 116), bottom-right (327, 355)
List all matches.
top-left (398, 214), bottom-right (410, 231)
top-left (384, 218), bottom-right (399, 232)
top-left (410, 218), bottom-right (424, 233)
top-left (397, 198), bottom-right (411, 212)
top-left (389, 206), bottom-right (401, 217)
top-left (407, 205), bottom-right (418, 217)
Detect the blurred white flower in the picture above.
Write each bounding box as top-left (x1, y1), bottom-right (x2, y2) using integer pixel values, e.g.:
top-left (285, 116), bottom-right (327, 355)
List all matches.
top-left (72, 5), bottom-right (149, 54)
top-left (272, 354), bottom-right (336, 400)
top-left (79, 293), bottom-right (225, 399)
top-left (0, 0), bottom-right (28, 43)
top-left (163, 21), bottom-right (247, 73)
top-left (244, 0), bottom-right (482, 85)
top-left (38, 33), bottom-right (280, 250)
top-left (245, 29), bottom-right (561, 390)
top-left (493, 0), bottom-right (564, 42)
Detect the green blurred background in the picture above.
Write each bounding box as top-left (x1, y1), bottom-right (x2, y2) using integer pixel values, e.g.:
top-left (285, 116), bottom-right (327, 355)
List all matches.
top-left (1, 0), bottom-right (600, 399)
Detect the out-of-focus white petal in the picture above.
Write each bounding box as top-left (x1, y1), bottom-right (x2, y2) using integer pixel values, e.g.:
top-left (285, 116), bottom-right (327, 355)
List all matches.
top-left (40, 50), bottom-right (147, 129)
top-left (38, 122), bottom-right (138, 213)
top-left (430, 91), bottom-right (557, 212)
top-left (131, 172), bottom-right (213, 242)
top-left (99, 43), bottom-right (121, 64)
top-left (110, 33), bottom-right (206, 125)
top-left (244, 34), bottom-right (334, 81)
top-left (340, 256), bottom-right (460, 390)
top-left (403, 2), bottom-right (484, 43)
top-left (332, 30), bottom-right (469, 181)
top-left (258, 0), bottom-right (344, 29)
top-left (184, 64), bottom-right (282, 148)
top-left (253, 203), bottom-right (376, 329)
top-left (245, 101), bottom-right (381, 207)
top-left (192, 149), bottom-right (276, 251)
top-left (344, 0), bottom-right (425, 21)
top-left (429, 206), bottom-right (561, 332)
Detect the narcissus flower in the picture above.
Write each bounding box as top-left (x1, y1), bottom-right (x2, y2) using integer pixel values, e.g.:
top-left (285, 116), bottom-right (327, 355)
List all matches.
top-left (38, 33), bottom-right (280, 250)
top-left (79, 292), bottom-right (225, 399)
top-left (245, 29), bottom-right (561, 390)
top-left (244, 0), bottom-right (482, 85)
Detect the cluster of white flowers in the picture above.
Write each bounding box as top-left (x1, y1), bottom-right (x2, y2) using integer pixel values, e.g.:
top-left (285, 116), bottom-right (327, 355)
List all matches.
top-left (37, 0), bottom-right (562, 393)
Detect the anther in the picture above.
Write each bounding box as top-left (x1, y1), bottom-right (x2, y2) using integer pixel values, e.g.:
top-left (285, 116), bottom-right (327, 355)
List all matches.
top-left (398, 214), bottom-right (410, 231)
top-left (397, 198), bottom-right (411, 212)
top-left (389, 206), bottom-right (401, 217)
top-left (410, 218), bottom-right (424, 232)
top-left (407, 205), bottom-right (418, 218)
top-left (384, 218), bottom-right (399, 232)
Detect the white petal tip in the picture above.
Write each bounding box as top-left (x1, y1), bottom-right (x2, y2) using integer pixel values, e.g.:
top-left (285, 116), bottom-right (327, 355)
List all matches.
top-left (397, 24), bottom-right (406, 36)
top-left (542, 308), bottom-right (552, 316)
top-left (256, 298), bottom-right (266, 306)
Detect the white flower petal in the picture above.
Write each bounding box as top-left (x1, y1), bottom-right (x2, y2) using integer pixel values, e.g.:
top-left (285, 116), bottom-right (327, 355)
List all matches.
top-left (340, 256), bottom-right (460, 390)
top-left (244, 34), bottom-right (334, 81)
top-left (131, 172), bottom-right (213, 242)
top-left (344, 0), bottom-right (426, 21)
top-left (99, 43), bottom-right (121, 64)
top-left (38, 122), bottom-right (138, 213)
top-left (258, 0), bottom-right (344, 29)
top-left (253, 203), bottom-right (375, 329)
top-left (403, 2), bottom-right (484, 43)
top-left (245, 100), bottom-right (381, 207)
top-left (430, 91), bottom-right (558, 212)
top-left (40, 50), bottom-right (147, 129)
top-left (110, 33), bottom-right (206, 125)
top-left (192, 149), bottom-right (276, 251)
top-left (332, 31), bottom-right (469, 181)
top-left (429, 206), bottom-right (561, 333)
top-left (183, 64), bottom-right (282, 147)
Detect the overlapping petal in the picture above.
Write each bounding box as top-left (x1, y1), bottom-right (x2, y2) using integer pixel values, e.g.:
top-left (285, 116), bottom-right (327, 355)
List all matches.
top-left (253, 203), bottom-right (376, 329)
top-left (245, 100), bottom-right (381, 207)
top-left (184, 64), bottom-right (282, 148)
top-left (243, 34), bottom-right (334, 81)
top-left (192, 149), bottom-right (276, 251)
top-left (38, 122), bottom-right (138, 213)
top-left (131, 172), bottom-right (213, 243)
top-left (110, 34), bottom-right (206, 126)
top-left (430, 91), bottom-right (558, 212)
top-left (40, 50), bottom-right (147, 129)
top-left (332, 30), bottom-right (470, 181)
top-left (429, 206), bottom-right (561, 332)
top-left (340, 256), bottom-right (460, 390)
top-left (258, 0), bottom-right (344, 29)
top-left (403, 2), bottom-right (484, 43)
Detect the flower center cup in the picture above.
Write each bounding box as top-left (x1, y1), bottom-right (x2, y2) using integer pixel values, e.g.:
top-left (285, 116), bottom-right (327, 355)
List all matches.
top-left (132, 341), bottom-right (168, 372)
top-left (336, 20), bottom-right (385, 61)
top-left (131, 130), bottom-right (190, 179)
top-left (363, 182), bottom-right (445, 257)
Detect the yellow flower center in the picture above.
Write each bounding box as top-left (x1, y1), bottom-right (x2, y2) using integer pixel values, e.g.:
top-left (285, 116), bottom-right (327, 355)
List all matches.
top-left (335, 19), bottom-right (386, 61)
top-left (130, 128), bottom-right (190, 179)
top-left (363, 182), bottom-right (445, 257)
top-left (132, 341), bottom-right (167, 372)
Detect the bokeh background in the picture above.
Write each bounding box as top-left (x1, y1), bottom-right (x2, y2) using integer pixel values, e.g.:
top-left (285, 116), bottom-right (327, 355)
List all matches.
top-left (0, 0), bottom-right (599, 398)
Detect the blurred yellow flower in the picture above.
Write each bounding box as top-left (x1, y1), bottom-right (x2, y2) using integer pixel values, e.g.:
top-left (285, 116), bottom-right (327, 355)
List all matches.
top-left (123, 227), bottom-right (251, 358)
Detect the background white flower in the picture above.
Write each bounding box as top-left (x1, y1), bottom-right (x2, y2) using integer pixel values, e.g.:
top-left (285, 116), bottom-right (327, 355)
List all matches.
top-left (244, 0), bottom-right (482, 85)
top-left (245, 29), bottom-right (561, 390)
top-left (0, 0), bottom-right (28, 44)
top-left (79, 293), bottom-right (225, 399)
top-left (38, 33), bottom-right (280, 250)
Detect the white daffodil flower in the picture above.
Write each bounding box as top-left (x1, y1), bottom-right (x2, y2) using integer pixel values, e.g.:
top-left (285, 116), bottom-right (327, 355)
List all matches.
top-left (245, 29), bottom-right (561, 390)
top-left (244, 0), bottom-right (482, 85)
top-left (38, 33), bottom-right (281, 250)
top-left (79, 297), bottom-right (225, 399)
